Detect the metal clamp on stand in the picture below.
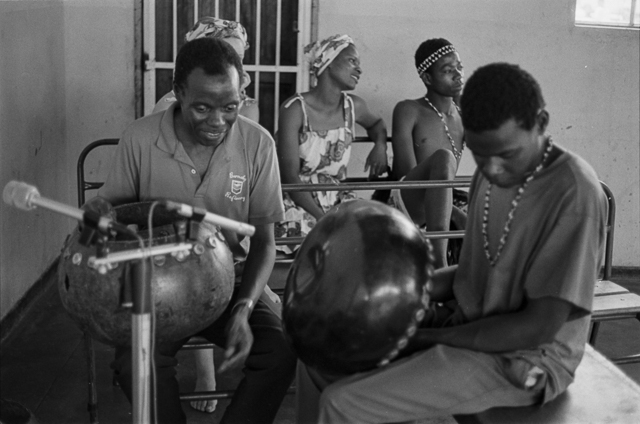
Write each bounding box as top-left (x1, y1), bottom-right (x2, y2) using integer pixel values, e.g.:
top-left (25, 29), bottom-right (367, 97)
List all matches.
top-left (187, 207), bottom-right (207, 241)
top-left (79, 211), bottom-right (104, 247)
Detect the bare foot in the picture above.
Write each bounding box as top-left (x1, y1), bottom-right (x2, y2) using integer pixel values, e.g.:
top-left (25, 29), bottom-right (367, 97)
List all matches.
top-left (190, 349), bottom-right (217, 413)
top-left (264, 285), bottom-right (282, 304)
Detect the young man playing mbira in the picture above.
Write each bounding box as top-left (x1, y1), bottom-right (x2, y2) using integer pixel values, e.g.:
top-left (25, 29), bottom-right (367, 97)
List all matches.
top-left (299, 62), bottom-right (608, 423)
top-left (390, 38), bottom-right (466, 269)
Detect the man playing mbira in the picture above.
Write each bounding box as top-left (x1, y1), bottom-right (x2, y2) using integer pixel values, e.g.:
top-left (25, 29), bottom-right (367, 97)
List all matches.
top-left (296, 62), bottom-right (608, 423)
top-left (85, 37), bottom-right (296, 424)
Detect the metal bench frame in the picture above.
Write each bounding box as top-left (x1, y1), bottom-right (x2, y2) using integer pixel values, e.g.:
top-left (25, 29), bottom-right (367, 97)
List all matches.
top-left (76, 138), bottom-right (638, 423)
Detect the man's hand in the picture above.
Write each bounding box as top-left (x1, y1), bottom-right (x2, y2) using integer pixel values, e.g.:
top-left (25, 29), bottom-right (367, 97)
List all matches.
top-left (218, 306), bottom-right (254, 373)
top-left (365, 143), bottom-right (389, 178)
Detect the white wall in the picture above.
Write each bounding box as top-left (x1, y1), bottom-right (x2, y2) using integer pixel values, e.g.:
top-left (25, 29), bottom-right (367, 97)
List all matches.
top-left (0, 0), bottom-right (135, 320)
top-left (63, 0), bottom-right (136, 177)
top-left (320, 0), bottom-right (640, 267)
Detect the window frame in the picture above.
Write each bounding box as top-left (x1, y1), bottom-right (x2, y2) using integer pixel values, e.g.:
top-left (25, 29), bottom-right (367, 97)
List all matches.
top-left (574, 0), bottom-right (640, 29)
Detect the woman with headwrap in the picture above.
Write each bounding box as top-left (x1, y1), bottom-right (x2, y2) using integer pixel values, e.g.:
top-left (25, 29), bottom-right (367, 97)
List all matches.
top-left (152, 17), bottom-right (259, 122)
top-left (275, 34), bottom-right (388, 251)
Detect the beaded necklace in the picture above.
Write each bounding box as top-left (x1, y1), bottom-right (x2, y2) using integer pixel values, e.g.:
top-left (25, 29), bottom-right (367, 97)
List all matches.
top-left (423, 96), bottom-right (464, 161)
top-left (482, 137), bottom-right (554, 266)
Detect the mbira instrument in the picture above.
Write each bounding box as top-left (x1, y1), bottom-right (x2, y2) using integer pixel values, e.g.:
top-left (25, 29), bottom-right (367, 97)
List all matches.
top-left (58, 201), bottom-right (235, 347)
top-left (283, 199), bottom-right (434, 375)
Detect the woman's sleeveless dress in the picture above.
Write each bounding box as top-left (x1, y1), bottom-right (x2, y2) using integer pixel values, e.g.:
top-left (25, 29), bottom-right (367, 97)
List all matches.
top-left (275, 93), bottom-right (358, 252)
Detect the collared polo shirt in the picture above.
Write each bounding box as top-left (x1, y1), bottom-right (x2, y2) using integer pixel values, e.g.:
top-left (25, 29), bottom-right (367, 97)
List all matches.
top-left (98, 102), bottom-right (284, 261)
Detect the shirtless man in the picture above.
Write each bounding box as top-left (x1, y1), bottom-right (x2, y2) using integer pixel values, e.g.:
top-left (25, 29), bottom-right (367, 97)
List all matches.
top-left (390, 38), bottom-right (465, 268)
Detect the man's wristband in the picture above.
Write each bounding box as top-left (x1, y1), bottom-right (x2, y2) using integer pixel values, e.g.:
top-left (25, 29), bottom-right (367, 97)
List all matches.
top-left (231, 298), bottom-right (254, 315)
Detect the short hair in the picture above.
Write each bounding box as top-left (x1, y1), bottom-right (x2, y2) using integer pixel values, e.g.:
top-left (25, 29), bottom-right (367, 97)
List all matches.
top-left (414, 38), bottom-right (453, 75)
top-left (173, 37), bottom-right (243, 92)
top-left (460, 63), bottom-right (546, 132)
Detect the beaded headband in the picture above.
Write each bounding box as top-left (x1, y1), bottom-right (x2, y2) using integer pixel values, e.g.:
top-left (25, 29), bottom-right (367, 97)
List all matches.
top-left (416, 45), bottom-right (456, 76)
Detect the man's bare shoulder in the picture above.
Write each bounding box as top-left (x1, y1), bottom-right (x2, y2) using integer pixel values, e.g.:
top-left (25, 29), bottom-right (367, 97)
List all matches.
top-left (394, 98), bottom-right (433, 117)
top-left (395, 98), bottom-right (422, 111)
top-left (394, 99), bottom-right (437, 126)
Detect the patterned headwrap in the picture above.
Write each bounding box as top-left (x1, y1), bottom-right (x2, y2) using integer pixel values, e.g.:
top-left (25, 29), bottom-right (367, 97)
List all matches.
top-left (185, 17), bottom-right (249, 50)
top-left (416, 44), bottom-right (457, 76)
top-left (184, 17), bottom-right (252, 94)
top-left (305, 34), bottom-right (354, 86)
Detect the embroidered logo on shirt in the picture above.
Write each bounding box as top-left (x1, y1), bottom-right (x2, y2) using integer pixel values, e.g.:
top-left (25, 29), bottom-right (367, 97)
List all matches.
top-left (226, 172), bottom-right (247, 202)
top-left (231, 180), bottom-right (243, 195)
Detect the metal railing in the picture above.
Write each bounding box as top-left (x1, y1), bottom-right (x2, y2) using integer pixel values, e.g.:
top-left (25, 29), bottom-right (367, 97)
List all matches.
top-left (76, 137), bottom-right (618, 416)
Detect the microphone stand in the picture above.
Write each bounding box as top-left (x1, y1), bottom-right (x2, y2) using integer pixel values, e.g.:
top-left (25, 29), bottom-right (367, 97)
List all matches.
top-left (3, 184), bottom-right (189, 423)
top-left (86, 235), bottom-right (194, 424)
top-left (131, 258), bottom-right (151, 424)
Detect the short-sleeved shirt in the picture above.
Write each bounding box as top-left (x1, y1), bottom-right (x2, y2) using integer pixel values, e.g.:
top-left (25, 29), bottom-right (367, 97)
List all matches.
top-left (451, 146), bottom-right (607, 402)
top-left (98, 102), bottom-right (284, 263)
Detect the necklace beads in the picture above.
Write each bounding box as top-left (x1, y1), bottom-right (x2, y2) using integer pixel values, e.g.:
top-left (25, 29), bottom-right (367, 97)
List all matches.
top-left (423, 96), bottom-right (464, 161)
top-left (482, 137), bottom-right (554, 267)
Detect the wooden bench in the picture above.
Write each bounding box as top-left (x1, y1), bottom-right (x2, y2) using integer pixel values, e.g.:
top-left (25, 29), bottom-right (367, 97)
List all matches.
top-left (594, 279), bottom-right (632, 296)
top-left (453, 283), bottom-right (640, 423)
top-left (454, 344), bottom-right (640, 424)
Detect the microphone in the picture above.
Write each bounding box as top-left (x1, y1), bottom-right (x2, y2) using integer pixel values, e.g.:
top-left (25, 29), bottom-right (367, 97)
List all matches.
top-left (163, 200), bottom-right (255, 237)
top-left (3, 181), bottom-right (136, 236)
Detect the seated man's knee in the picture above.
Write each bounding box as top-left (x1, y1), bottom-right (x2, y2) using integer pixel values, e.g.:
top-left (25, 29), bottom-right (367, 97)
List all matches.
top-left (319, 382), bottom-right (347, 413)
top-left (248, 327), bottom-right (297, 375)
top-left (318, 380), bottom-right (368, 421)
top-left (429, 149), bottom-right (457, 178)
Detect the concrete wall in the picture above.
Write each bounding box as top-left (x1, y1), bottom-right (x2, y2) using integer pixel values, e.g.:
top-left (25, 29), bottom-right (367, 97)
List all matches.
top-left (321, 0), bottom-right (640, 267)
top-left (0, 0), bottom-right (135, 320)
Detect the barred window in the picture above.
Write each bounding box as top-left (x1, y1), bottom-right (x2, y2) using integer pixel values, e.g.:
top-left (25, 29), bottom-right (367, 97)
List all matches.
top-left (144, 0), bottom-right (314, 135)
